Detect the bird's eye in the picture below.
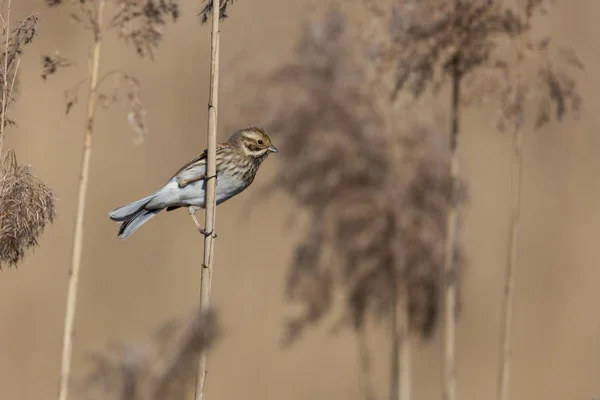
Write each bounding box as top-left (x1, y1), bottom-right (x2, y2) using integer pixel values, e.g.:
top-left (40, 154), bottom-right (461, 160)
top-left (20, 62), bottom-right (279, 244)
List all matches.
top-left (257, 140), bottom-right (263, 145)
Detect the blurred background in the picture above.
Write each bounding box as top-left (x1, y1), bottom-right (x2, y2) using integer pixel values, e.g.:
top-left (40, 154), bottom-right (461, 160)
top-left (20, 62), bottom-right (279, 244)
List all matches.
top-left (2, 0), bottom-right (600, 399)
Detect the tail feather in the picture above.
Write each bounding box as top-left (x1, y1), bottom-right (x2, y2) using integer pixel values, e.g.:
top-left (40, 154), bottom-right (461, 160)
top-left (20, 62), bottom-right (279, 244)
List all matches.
top-left (109, 191), bottom-right (164, 239)
top-left (117, 209), bottom-right (161, 240)
top-left (109, 191), bottom-right (158, 222)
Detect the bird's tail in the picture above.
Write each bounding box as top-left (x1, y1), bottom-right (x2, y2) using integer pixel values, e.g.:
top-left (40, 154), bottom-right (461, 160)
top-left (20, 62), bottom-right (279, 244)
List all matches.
top-left (109, 192), bottom-right (158, 222)
top-left (116, 208), bottom-right (161, 240)
top-left (109, 191), bottom-right (162, 240)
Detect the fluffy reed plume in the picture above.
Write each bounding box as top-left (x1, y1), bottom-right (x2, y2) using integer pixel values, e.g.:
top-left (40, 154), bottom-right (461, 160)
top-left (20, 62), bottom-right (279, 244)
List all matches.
top-left (111, 0), bottom-right (180, 60)
top-left (388, 0), bottom-right (581, 129)
top-left (223, 7), bottom-right (467, 400)
top-left (78, 309), bottom-right (219, 400)
top-left (273, 118), bottom-right (467, 341)
top-left (47, 0), bottom-right (179, 60)
top-left (42, 2), bottom-right (179, 400)
top-left (0, 150), bottom-right (56, 268)
top-left (0, 4), bottom-right (54, 269)
top-left (0, 9), bottom-right (38, 137)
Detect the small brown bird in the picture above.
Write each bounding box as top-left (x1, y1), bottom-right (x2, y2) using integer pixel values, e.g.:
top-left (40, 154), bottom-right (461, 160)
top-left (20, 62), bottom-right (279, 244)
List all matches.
top-left (109, 126), bottom-right (278, 240)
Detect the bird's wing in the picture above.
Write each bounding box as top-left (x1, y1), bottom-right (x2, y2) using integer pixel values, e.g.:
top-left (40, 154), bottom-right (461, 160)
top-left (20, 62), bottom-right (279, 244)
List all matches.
top-left (168, 143), bottom-right (228, 184)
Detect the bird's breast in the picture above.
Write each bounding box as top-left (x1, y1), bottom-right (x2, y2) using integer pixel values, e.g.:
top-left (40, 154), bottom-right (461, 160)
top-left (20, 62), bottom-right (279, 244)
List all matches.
top-left (215, 174), bottom-right (250, 204)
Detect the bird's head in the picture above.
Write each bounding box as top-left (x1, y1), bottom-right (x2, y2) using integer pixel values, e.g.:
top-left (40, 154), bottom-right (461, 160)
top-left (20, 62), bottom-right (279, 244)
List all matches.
top-left (228, 126), bottom-right (278, 159)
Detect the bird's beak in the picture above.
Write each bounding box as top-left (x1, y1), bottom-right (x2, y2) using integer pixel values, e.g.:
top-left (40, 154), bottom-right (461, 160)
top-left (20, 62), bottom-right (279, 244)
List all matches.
top-left (267, 144), bottom-right (278, 153)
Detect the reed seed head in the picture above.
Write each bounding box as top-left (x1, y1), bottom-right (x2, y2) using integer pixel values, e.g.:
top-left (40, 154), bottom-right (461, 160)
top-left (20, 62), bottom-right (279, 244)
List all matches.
top-left (0, 150), bottom-right (56, 269)
top-left (80, 309), bottom-right (219, 400)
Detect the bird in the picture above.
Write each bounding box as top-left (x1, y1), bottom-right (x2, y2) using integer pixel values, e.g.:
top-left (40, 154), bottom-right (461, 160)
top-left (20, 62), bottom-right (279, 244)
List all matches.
top-left (108, 126), bottom-right (278, 240)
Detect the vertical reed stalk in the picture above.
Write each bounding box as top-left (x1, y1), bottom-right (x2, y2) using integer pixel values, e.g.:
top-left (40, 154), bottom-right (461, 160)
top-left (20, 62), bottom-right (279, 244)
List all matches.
top-left (57, 1), bottom-right (105, 399)
top-left (0, 0), bottom-right (9, 160)
top-left (357, 323), bottom-right (375, 400)
top-left (497, 3), bottom-right (527, 398)
top-left (442, 53), bottom-right (461, 400)
top-left (194, 0), bottom-right (220, 398)
top-left (496, 123), bottom-right (523, 400)
top-left (390, 284), bottom-right (411, 400)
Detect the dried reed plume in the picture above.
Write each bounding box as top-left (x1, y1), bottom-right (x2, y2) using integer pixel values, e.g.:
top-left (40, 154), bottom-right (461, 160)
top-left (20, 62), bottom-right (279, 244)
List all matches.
top-left (0, 150), bottom-right (56, 268)
top-left (78, 309), bottom-right (219, 400)
top-left (0, 9), bottom-right (38, 143)
top-left (387, 0), bottom-right (581, 129)
top-left (0, 3), bottom-right (54, 270)
top-left (47, 0), bottom-right (180, 60)
top-left (223, 6), bottom-right (467, 400)
top-left (43, 1), bottom-right (179, 399)
top-left (111, 0), bottom-right (180, 60)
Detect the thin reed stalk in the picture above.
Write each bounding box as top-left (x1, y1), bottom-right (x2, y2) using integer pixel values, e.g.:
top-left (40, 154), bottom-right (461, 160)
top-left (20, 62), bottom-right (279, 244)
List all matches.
top-left (496, 123), bottom-right (523, 400)
top-left (0, 0), bottom-right (22, 160)
top-left (194, 0), bottom-right (220, 398)
top-left (390, 284), bottom-right (411, 400)
top-left (442, 54), bottom-right (461, 400)
top-left (0, 0), bottom-right (10, 160)
top-left (356, 323), bottom-right (375, 400)
top-left (57, 1), bottom-right (105, 399)
top-left (497, 4), bottom-right (528, 399)
top-left (399, 290), bottom-right (411, 400)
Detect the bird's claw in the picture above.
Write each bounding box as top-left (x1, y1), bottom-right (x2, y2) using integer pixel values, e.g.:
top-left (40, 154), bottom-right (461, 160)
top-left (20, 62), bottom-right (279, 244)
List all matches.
top-left (198, 228), bottom-right (218, 239)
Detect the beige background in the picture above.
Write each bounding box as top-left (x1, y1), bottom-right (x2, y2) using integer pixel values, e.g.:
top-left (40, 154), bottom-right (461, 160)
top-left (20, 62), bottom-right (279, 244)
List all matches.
top-left (2, 0), bottom-right (600, 399)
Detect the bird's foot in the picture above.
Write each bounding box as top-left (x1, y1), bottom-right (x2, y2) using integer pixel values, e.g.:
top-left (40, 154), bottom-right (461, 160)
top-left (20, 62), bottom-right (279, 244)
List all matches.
top-left (188, 208), bottom-right (218, 238)
top-left (198, 228), bottom-right (218, 239)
